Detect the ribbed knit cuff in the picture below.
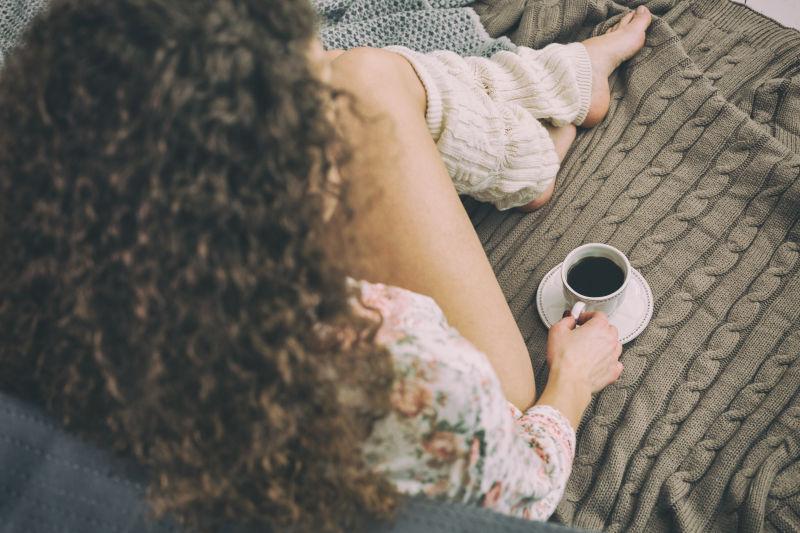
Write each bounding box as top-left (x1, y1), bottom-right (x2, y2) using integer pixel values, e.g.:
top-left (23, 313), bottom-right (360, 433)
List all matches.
top-left (567, 42), bottom-right (593, 127)
top-left (522, 404), bottom-right (577, 461)
top-left (383, 45), bottom-right (444, 141)
top-left (507, 401), bottom-right (524, 420)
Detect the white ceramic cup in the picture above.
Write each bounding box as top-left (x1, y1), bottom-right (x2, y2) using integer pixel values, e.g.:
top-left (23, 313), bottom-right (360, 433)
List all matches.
top-left (561, 243), bottom-right (631, 320)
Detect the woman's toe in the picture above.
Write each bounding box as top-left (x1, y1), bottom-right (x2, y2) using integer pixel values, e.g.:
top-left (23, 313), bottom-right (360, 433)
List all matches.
top-left (618, 11), bottom-right (635, 28)
top-left (628, 6), bottom-right (652, 32)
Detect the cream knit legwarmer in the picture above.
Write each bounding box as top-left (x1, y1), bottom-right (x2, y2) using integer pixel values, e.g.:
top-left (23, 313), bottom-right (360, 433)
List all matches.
top-left (384, 43), bottom-right (593, 211)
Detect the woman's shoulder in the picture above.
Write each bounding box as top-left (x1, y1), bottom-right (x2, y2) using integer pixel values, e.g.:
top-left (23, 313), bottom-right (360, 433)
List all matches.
top-left (345, 276), bottom-right (444, 329)
top-left (344, 276), bottom-right (500, 393)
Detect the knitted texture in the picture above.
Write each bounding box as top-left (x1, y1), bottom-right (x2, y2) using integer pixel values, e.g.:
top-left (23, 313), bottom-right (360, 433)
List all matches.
top-left (2, 0), bottom-right (798, 532)
top-left (466, 0), bottom-right (800, 531)
top-left (0, 0), bottom-right (47, 68)
top-left (384, 43), bottom-right (592, 210)
top-left (313, 0), bottom-right (515, 57)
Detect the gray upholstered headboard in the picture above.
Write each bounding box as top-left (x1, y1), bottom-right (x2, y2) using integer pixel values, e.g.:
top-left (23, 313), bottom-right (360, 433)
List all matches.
top-left (0, 391), bottom-right (588, 532)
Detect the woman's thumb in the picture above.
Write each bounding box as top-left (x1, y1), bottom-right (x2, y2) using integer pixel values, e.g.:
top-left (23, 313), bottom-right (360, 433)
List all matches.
top-left (556, 310), bottom-right (578, 330)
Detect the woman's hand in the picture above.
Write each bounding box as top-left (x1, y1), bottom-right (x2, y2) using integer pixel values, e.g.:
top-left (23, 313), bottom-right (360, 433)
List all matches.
top-left (534, 311), bottom-right (623, 429)
top-left (546, 310), bottom-right (623, 394)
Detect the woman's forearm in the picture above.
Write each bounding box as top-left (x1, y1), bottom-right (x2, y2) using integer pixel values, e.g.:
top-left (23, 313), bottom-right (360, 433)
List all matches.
top-left (534, 368), bottom-right (591, 430)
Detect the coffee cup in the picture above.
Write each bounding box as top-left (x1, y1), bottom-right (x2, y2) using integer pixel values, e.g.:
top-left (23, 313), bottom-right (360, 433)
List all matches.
top-left (561, 243), bottom-right (631, 320)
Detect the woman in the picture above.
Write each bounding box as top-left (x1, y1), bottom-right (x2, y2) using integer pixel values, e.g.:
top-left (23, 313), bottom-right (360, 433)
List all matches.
top-left (0, 0), bottom-right (640, 531)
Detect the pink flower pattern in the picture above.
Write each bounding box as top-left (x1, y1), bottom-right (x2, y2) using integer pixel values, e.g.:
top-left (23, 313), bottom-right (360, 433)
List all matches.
top-left (347, 277), bottom-right (576, 522)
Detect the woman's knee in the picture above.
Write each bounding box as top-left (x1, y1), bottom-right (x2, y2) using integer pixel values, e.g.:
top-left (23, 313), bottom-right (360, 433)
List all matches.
top-left (330, 47), bottom-right (425, 115)
top-left (331, 48), bottom-right (399, 95)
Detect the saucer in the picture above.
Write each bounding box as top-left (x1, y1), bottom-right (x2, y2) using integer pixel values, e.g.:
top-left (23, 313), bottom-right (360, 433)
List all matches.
top-left (535, 262), bottom-right (653, 344)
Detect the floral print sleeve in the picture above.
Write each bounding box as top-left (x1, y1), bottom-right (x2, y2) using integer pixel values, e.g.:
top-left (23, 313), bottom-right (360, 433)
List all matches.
top-left (347, 277), bottom-right (576, 521)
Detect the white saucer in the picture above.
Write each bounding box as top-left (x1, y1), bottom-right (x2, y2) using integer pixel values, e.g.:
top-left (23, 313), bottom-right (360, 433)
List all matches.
top-left (535, 262), bottom-right (654, 344)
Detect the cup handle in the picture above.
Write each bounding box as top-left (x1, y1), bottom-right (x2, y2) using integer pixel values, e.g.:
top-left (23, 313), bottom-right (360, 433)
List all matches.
top-left (570, 301), bottom-right (586, 320)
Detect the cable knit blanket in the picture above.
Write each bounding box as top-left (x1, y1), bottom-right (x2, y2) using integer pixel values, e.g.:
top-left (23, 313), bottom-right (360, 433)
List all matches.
top-left (465, 1), bottom-right (800, 531)
top-left (3, 0), bottom-right (799, 532)
top-left (319, 0), bottom-right (800, 531)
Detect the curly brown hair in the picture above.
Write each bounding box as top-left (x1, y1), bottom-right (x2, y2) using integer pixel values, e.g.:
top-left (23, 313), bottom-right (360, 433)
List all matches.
top-left (0, 0), bottom-right (400, 531)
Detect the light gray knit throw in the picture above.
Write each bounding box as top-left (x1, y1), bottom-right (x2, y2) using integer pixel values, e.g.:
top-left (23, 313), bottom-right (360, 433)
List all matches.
top-left (0, 0), bottom-right (47, 67)
top-left (313, 0), bottom-right (515, 56)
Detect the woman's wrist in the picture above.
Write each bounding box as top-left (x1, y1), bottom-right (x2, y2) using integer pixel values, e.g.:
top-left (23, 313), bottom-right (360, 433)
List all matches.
top-left (534, 370), bottom-right (591, 430)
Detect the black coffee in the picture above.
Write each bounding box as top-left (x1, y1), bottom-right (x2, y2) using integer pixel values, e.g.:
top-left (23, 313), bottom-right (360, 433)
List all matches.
top-left (566, 256), bottom-right (624, 297)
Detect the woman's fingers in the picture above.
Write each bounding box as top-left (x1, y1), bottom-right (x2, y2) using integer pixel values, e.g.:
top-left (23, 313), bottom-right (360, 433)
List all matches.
top-left (559, 310), bottom-right (620, 334)
top-left (546, 307), bottom-right (627, 395)
top-left (576, 310), bottom-right (608, 325)
top-left (556, 312), bottom-right (578, 330)
top-left (559, 310), bottom-right (621, 355)
top-left (602, 359), bottom-right (624, 386)
top-left (609, 323), bottom-right (620, 342)
top-left (613, 362), bottom-right (624, 382)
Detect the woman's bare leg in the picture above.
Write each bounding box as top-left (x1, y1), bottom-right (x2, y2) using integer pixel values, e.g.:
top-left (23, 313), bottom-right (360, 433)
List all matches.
top-left (329, 49), bottom-right (536, 410)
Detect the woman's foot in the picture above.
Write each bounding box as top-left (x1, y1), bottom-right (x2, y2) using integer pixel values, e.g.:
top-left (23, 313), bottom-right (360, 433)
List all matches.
top-left (580, 6), bottom-right (653, 127)
top-left (516, 123), bottom-right (576, 212)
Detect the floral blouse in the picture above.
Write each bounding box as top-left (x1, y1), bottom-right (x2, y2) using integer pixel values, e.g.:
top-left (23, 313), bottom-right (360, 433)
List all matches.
top-left (345, 276), bottom-right (576, 521)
